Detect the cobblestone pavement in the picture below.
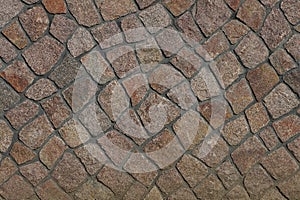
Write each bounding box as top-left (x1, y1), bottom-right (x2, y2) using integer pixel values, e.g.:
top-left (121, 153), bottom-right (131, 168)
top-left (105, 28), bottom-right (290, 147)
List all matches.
top-left (0, 0), bottom-right (299, 199)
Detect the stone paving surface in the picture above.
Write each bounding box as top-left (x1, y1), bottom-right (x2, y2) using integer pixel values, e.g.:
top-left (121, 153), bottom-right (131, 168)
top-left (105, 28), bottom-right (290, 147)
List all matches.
top-left (0, 0), bottom-right (299, 199)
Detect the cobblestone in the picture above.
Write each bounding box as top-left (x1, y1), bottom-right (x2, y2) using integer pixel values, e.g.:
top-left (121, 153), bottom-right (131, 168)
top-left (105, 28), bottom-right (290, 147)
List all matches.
top-left (2, 21), bottom-right (28, 49)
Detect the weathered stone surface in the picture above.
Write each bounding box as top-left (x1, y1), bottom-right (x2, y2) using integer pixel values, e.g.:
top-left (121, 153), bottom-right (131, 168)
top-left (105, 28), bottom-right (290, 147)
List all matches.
top-left (194, 174), bottom-right (226, 200)
top-left (0, 175), bottom-right (34, 200)
top-left (22, 0), bottom-right (39, 4)
top-left (106, 46), bottom-right (139, 78)
top-left (261, 188), bottom-right (287, 200)
top-left (226, 185), bottom-right (250, 199)
top-left (177, 154), bottom-right (208, 187)
top-left (261, 147), bottom-right (299, 180)
top-left (163, 0), bottom-right (194, 16)
top-left (244, 165), bottom-right (274, 198)
top-left (261, 9), bottom-right (291, 50)
top-left (237, 0), bottom-right (266, 31)
top-left (285, 33), bottom-right (300, 61)
top-left (26, 79), bottom-right (57, 101)
top-left (19, 6), bottom-right (49, 41)
top-left (264, 83), bottom-right (299, 119)
top-left (20, 162), bottom-right (48, 186)
top-left (270, 48), bottom-right (297, 75)
top-left (225, 0), bottom-right (241, 10)
top-left (36, 179), bottom-right (72, 200)
top-left (52, 153), bottom-right (88, 192)
top-left (288, 137), bottom-right (300, 162)
top-left (157, 168), bottom-right (184, 195)
top-left (50, 15), bottom-right (77, 43)
top-left (216, 160), bottom-right (241, 189)
top-left (284, 68), bottom-right (300, 96)
top-left (169, 187), bottom-right (197, 200)
top-left (23, 36), bottom-right (64, 75)
top-left (223, 20), bottom-right (249, 45)
top-left (74, 179), bottom-right (114, 200)
top-left (273, 115), bottom-right (300, 142)
top-left (0, 80), bottom-right (20, 112)
top-left (97, 166), bottom-right (134, 197)
top-left (0, 120), bottom-right (13, 152)
top-left (98, 80), bottom-right (129, 121)
top-left (0, 158), bottom-right (17, 185)
top-left (96, 0), bottom-right (137, 21)
top-left (68, 27), bottom-right (95, 57)
top-left (225, 78), bottom-right (254, 114)
top-left (176, 12), bottom-right (203, 46)
top-left (19, 114), bottom-right (53, 149)
top-left (259, 127), bottom-right (279, 150)
top-left (235, 31), bottom-right (269, 68)
top-left (10, 142), bottom-right (35, 164)
top-left (131, 171), bottom-right (158, 187)
top-left (144, 186), bottom-right (163, 200)
top-left (0, 37), bottom-right (17, 63)
top-left (123, 182), bottom-right (147, 200)
top-left (211, 51), bottom-right (243, 88)
top-left (245, 103), bottom-right (269, 133)
top-left (261, 0), bottom-right (280, 6)
top-left (139, 3), bottom-right (171, 33)
top-left (231, 136), bottom-right (267, 174)
top-left (278, 172), bottom-right (300, 199)
top-left (135, 0), bottom-right (155, 9)
top-left (191, 67), bottom-right (221, 101)
top-left (66, 0), bottom-right (101, 27)
top-left (2, 20), bottom-right (28, 49)
top-left (281, 0), bottom-right (300, 25)
top-left (0, 0), bottom-right (24, 28)
top-left (42, 0), bottom-right (66, 14)
top-left (194, 0), bottom-right (231, 36)
top-left (121, 14), bottom-right (148, 43)
top-left (59, 119), bottom-right (90, 148)
top-left (42, 94), bottom-right (71, 128)
top-left (0, 61), bottom-right (35, 93)
top-left (39, 136), bottom-right (67, 169)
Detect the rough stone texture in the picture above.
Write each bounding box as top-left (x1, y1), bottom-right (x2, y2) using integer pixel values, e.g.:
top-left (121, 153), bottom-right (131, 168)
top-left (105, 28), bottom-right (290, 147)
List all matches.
top-left (194, 174), bottom-right (226, 200)
top-left (237, 0), bottom-right (266, 31)
top-left (235, 32), bottom-right (269, 68)
top-left (2, 20), bottom-right (28, 49)
top-left (163, 0), bottom-right (194, 16)
top-left (281, 0), bottom-right (300, 25)
top-left (278, 172), bottom-right (300, 199)
top-left (0, 120), bottom-right (14, 153)
top-left (66, 0), bottom-right (101, 27)
top-left (123, 182), bottom-right (147, 200)
top-left (221, 115), bottom-right (249, 145)
top-left (0, 175), bottom-right (34, 200)
top-left (168, 187), bottom-right (197, 200)
top-left (231, 136), bottom-right (267, 174)
top-left (42, 94), bottom-right (71, 128)
top-left (157, 168), bottom-right (184, 195)
top-left (68, 27), bottom-right (95, 57)
top-left (0, 37), bottom-right (17, 63)
top-left (0, 158), bottom-right (17, 185)
top-left (0, 80), bottom-right (20, 113)
top-left (176, 154), bottom-right (208, 187)
top-left (106, 46), bottom-right (139, 78)
top-left (20, 162), bottom-right (48, 186)
top-left (23, 36), bottom-right (64, 75)
top-left (194, 0), bottom-right (232, 36)
top-left (26, 79), bottom-right (57, 101)
top-left (261, 8), bottom-right (291, 50)
top-left (19, 114), bottom-right (53, 149)
top-left (225, 0), bottom-right (241, 10)
top-left (225, 185), bottom-right (250, 200)
top-left (269, 48), bottom-right (297, 75)
top-left (121, 14), bottom-right (148, 43)
top-left (52, 153), bottom-right (88, 192)
top-left (211, 51), bottom-right (243, 88)
top-left (222, 20), bottom-right (250, 44)
top-left (261, 147), bottom-right (299, 180)
top-left (273, 115), bottom-right (300, 142)
top-left (42, 0), bottom-right (66, 14)
top-left (261, 188), bottom-right (287, 200)
top-left (50, 15), bottom-right (77, 43)
top-left (144, 187), bottom-right (163, 200)
top-left (39, 136), bottom-right (67, 169)
top-left (139, 4), bottom-right (172, 33)
top-left (245, 103), bottom-right (270, 133)
top-left (0, 0), bottom-right (24, 28)
top-left (261, 0), bottom-right (280, 6)
top-left (225, 78), bottom-right (254, 114)
top-left (284, 68), bottom-right (300, 96)
top-left (10, 142), bottom-right (36, 164)
top-left (259, 127), bottom-right (279, 150)
top-left (264, 83), bottom-right (299, 119)
top-left (216, 160), bottom-right (241, 189)
top-left (288, 137), bottom-right (300, 162)
top-left (285, 34), bottom-right (300, 61)
top-left (19, 6), bottom-right (49, 41)
top-left (36, 179), bottom-right (72, 200)
top-left (96, 0), bottom-right (137, 21)
top-left (123, 73), bottom-right (148, 106)
top-left (0, 61), bottom-right (35, 93)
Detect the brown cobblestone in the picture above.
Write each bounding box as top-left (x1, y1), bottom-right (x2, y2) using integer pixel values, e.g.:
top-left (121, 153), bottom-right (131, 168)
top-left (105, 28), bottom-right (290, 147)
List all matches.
top-left (36, 179), bottom-right (72, 200)
top-left (68, 27), bottom-right (95, 57)
top-left (157, 168), bottom-right (184, 195)
top-left (0, 37), bottom-right (17, 63)
top-left (270, 48), bottom-right (297, 75)
top-left (259, 127), bottom-right (280, 150)
top-left (10, 142), bottom-right (36, 164)
top-left (42, 0), bottom-right (66, 14)
top-left (163, 0), bottom-right (194, 16)
top-left (0, 120), bottom-right (14, 153)
top-left (50, 15), bottom-right (77, 43)
top-left (281, 0), bottom-right (300, 25)
top-left (284, 68), bottom-right (300, 96)
top-left (288, 137), bottom-right (300, 162)
top-left (26, 79), bottom-right (57, 101)
top-left (0, 158), bottom-right (17, 185)
top-left (20, 162), bottom-right (48, 186)
top-left (2, 20), bottom-right (28, 49)
top-left (285, 33), bottom-right (300, 61)
top-left (278, 171), bottom-right (300, 199)
top-left (216, 160), bottom-right (242, 189)
top-left (245, 103), bottom-right (270, 133)
top-left (273, 114), bottom-right (300, 142)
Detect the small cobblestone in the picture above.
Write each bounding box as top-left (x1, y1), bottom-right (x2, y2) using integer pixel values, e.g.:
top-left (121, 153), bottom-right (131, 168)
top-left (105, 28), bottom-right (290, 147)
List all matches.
top-left (26, 79), bottom-right (57, 101)
top-left (2, 20), bottom-right (28, 49)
